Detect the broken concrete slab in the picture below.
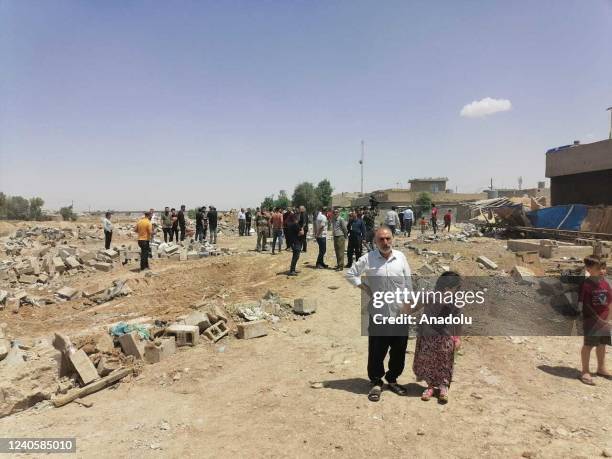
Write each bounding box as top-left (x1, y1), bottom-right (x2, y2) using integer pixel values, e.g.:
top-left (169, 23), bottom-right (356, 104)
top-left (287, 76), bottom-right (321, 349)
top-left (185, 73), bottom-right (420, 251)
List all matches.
top-left (94, 262), bottom-right (113, 272)
top-left (64, 256), bottom-right (81, 269)
top-left (56, 286), bottom-right (80, 300)
top-left (511, 266), bottom-right (537, 284)
top-left (236, 320), bottom-right (268, 339)
top-left (95, 333), bottom-right (115, 354)
top-left (52, 257), bottom-right (66, 273)
top-left (293, 298), bottom-right (317, 315)
top-left (68, 349), bottom-right (100, 385)
top-left (118, 331), bottom-right (145, 359)
top-left (96, 355), bottom-right (121, 377)
top-left (476, 256), bottom-right (498, 270)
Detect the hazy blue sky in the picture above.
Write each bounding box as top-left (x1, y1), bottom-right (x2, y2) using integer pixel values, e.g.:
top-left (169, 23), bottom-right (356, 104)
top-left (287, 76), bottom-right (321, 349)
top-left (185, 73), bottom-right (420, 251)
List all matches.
top-left (1, 1), bottom-right (611, 211)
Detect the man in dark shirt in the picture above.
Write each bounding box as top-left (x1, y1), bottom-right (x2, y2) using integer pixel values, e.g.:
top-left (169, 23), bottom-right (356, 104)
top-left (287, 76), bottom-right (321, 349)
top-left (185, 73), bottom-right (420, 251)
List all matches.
top-left (195, 207), bottom-right (205, 242)
top-left (245, 208), bottom-right (252, 236)
top-left (178, 205), bottom-right (186, 241)
top-left (346, 210), bottom-right (366, 268)
top-left (298, 205), bottom-right (309, 252)
top-left (207, 206), bottom-right (218, 244)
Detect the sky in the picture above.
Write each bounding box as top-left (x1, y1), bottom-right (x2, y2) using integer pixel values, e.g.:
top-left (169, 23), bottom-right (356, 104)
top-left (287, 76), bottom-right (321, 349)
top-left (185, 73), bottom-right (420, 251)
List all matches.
top-left (1, 0), bottom-right (611, 211)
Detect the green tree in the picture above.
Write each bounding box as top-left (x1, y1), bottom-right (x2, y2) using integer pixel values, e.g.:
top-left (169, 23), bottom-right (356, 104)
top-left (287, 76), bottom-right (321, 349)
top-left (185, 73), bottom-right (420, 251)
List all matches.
top-left (28, 197), bottom-right (44, 220)
top-left (187, 208), bottom-right (197, 219)
top-left (315, 179), bottom-right (333, 208)
top-left (274, 190), bottom-right (291, 209)
top-left (0, 192), bottom-right (7, 219)
top-left (7, 196), bottom-right (30, 220)
top-left (415, 192), bottom-right (433, 218)
top-left (292, 182), bottom-right (320, 213)
top-left (59, 205), bottom-right (78, 221)
top-left (261, 195), bottom-right (275, 210)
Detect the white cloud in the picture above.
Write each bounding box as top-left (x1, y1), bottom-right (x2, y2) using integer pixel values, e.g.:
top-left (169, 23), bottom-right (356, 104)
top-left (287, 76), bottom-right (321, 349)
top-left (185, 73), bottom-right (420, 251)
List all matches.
top-left (460, 97), bottom-right (512, 118)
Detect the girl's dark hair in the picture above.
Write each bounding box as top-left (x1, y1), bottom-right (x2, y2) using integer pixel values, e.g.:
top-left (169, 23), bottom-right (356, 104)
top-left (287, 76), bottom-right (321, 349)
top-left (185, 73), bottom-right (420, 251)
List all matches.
top-left (435, 271), bottom-right (461, 291)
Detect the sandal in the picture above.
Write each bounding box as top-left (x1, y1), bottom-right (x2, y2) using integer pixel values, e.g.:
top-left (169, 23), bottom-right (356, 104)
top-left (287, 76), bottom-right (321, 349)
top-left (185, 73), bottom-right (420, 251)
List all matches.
top-left (387, 382), bottom-right (408, 396)
top-left (368, 384), bottom-right (382, 402)
top-left (421, 386), bottom-right (435, 401)
top-left (579, 374), bottom-right (596, 386)
top-left (438, 385), bottom-right (449, 404)
top-left (596, 372), bottom-right (612, 381)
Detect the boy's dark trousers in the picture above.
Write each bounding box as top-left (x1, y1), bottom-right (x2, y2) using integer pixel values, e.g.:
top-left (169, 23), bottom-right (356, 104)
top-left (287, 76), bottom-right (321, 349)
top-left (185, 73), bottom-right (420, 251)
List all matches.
top-left (431, 218), bottom-right (437, 234)
top-left (404, 219), bottom-right (412, 236)
top-left (195, 225), bottom-right (204, 242)
top-left (245, 220), bottom-right (251, 235)
top-left (238, 220), bottom-right (245, 236)
top-left (171, 226), bottom-right (178, 242)
top-left (163, 227), bottom-right (171, 242)
top-left (346, 234), bottom-right (362, 266)
top-left (138, 240), bottom-right (150, 271)
top-left (290, 241), bottom-right (301, 272)
top-left (179, 224), bottom-right (186, 241)
top-left (368, 335), bottom-right (408, 385)
top-left (104, 230), bottom-right (112, 250)
top-left (316, 237), bottom-right (326, 266)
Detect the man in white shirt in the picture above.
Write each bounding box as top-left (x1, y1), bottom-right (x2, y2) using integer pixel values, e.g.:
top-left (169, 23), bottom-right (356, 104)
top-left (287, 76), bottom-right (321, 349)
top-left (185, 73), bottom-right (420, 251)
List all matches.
top-left (402, 207), bottom-right (414, 237)
top-left (315, 207), bottom-right (328, 269)
top-left (102, 212), bottom-right (113, 250)
top-left (238, 208), bottom-right (246, 236)
top-left (346, 225), bottom-right (413, 401)
top-left (384, 207), bottom-right (400, 235)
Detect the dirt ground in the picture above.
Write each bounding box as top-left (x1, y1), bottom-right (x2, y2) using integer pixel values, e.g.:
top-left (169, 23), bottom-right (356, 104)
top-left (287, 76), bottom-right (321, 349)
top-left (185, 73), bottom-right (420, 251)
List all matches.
top-left (1, 225), bottom-right (611, 458)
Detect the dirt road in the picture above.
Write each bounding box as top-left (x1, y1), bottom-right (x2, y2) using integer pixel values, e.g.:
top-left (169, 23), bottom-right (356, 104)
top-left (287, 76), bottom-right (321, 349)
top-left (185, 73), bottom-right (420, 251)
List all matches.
top-left (1, 232), bottom-right (611, 458)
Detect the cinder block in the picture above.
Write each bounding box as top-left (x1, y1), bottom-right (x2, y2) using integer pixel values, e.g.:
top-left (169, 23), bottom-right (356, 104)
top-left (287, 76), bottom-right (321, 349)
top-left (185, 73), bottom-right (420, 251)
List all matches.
top-left (166, 324), bottom-right (199, 346)
top-left (236, 320), bottom-right (268, 339)
top-left (203, 322), bottom-right (229, 342)
top-left (69, 349), bottom-right (100, 385)
top-left (144, 337), bottom-right (176, 364)
top-left (94, 262), bottom-right (113, 272)
top-left (118, 331), bottom-right (145, 359)
top-left (293, 298), bottom-right (317, 315)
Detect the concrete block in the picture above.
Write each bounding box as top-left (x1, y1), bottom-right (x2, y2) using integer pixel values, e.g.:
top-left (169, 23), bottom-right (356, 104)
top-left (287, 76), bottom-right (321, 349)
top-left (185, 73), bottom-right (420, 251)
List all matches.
top-left (144, 337), bottom-right (176, 364)
top-left (53, 257), bottom-right (66, 273)
top-left (77, 249), bottom-right (95, 262)
top-left (65, 256), bottom-right (81, 269)
top-left (507, 239), bottom-right (542, 252)
top-left (18, 274), bottom-right (37, 284)
top-left (476, 256), bottom-right (498, 270)
top-left (236, 320), bottom-right (268, 339)
top-left (69, 349), bottom-right (100, 385)
top-left (28, 257), bottom-right (41, 275)
top-left (118, 331), bottom-right (145, 359)
top-left (56, 286), bottom-right (80, 300)
top-left (103, 249), bottom-right (119, 259)
top-left (166, 324), bottom-right (199, 346)
top-left (203, 322), bottom-right (229, 342)
top-left (184, 312), bottom-right (211, 333)
top-left (94, 262), bottom-right (113, 272)
top-left (293, 298), bottom-right (317, 315)
top-left (511, 266), bottom-right (536, 284)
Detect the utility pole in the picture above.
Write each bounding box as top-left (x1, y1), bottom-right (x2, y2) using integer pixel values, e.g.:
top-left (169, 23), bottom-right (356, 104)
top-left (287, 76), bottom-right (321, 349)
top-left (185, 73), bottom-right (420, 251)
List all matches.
top-left (359, 140), bottom-right (365, 195)
top-left (607, 107), bottom-right (612, 139)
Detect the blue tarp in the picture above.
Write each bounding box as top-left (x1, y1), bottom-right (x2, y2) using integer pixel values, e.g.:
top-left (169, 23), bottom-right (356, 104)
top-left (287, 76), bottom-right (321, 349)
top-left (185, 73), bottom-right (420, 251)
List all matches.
top-left (526, 205), bottom-right (588, 230)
